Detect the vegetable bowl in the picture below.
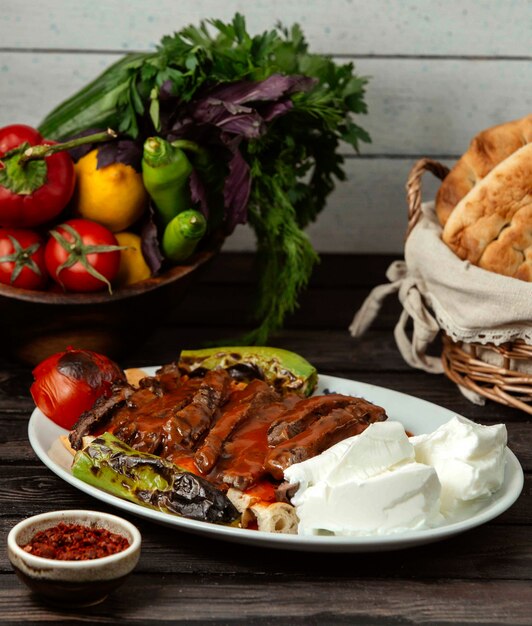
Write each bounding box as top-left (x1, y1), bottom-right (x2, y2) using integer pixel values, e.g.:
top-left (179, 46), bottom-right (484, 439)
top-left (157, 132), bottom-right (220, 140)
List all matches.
top-left (0, 235), bottom-right (220, 365)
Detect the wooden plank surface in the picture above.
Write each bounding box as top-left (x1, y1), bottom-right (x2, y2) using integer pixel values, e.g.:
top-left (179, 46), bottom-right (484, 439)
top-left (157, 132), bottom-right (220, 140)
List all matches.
top-left (2, 0), bottom-right (531, 57)
top-left (0, 575), bottom-right (531, 625)
top-left (0, 253), bottom-right (530, 624)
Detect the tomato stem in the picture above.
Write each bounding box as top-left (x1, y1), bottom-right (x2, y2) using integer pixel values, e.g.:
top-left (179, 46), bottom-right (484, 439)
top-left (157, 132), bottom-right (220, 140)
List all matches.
top-left (49, 223), bottom-right (125, 294)
top-left (0, 235), bottom-right (42, 284)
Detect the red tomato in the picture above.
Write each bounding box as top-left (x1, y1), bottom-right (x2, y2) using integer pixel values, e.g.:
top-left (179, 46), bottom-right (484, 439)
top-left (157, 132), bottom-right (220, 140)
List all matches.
top-left (30, 347), bottom-right (126, 429)
top-left (45, 218), bottom-right (122, 292)
top-left (0, 228), bottom-right (48, 289)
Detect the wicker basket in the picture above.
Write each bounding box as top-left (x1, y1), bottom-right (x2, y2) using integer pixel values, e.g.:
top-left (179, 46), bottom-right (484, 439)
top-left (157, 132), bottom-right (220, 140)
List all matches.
top-left (405, 158), bottom-right (532, 415)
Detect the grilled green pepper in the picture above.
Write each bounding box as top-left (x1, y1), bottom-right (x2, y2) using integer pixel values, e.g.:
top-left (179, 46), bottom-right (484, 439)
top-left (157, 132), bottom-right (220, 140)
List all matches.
top-left (71, 432), bottom-right (239, 524)
top-left (178, 346), bottom-right (318, 397)
top-left (141, 136), bottom-right (193, 226)
top-left (162, 209), bottom-right (207, 262)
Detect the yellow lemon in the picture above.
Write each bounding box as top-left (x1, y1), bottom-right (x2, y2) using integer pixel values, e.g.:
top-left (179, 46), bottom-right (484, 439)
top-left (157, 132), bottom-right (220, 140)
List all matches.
top-left (114, 232), bottom-right (151, 287)
top-left (74, 150), bottom-right (148, 232)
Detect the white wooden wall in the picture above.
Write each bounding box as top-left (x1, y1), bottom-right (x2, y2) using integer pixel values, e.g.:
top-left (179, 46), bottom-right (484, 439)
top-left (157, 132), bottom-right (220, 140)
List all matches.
top-left (1, 0), bottom-right (531, 253)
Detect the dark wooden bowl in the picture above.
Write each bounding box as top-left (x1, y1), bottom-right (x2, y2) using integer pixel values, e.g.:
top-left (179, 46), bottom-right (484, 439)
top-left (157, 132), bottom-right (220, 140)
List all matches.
top-left (0, 239), bottom-right (221, 366)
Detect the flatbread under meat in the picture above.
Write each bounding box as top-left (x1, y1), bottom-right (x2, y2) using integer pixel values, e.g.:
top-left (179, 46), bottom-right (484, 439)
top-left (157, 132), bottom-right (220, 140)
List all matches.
top-left (227, 488), bottom-right (298, 534)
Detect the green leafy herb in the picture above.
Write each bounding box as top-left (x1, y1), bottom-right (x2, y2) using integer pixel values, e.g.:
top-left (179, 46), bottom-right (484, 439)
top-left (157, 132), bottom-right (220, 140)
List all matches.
top-left (39, 14), bottom-right (370, 342)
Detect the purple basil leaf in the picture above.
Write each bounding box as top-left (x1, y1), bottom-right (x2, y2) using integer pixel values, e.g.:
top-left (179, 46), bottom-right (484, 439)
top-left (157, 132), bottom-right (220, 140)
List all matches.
top-left (215, 112), bottom-right (265, 138)
top-left (96, 140), bottom-right (143, 172)
top-left (140, 202), bottom-right (164, 275)
top-left (189, 169), bottom-right (209, 217)
top-left (222, 137), bottom-right (251, 234)
top-left (258, 98), bottom-right (294, 122)
top-left (194, 99), bottom-right (253, 123)
top-left (192, 99), bottom-right (265, 139)
top-left (194, 97), bottom-right (253, 124)
top-left (205, 74), bottom-right (315, 105)
top-left (191, 75), bottom-right (314, 140)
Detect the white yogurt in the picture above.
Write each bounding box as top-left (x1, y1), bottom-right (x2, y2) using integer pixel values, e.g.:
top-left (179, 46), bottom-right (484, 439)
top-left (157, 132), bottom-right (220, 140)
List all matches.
top-left (284, 421), bottom-right (442, 536)
top-left (284, 416), bottom-right (507, 536)
top-left (411, 415), bottom-right (507, 520)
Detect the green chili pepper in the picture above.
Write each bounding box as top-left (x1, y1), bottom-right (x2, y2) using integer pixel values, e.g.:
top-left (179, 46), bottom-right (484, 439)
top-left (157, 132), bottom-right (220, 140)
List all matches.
top-left (71, 432), bottom-right (239, 524)
top-left (141, 136), bottom-right (193, 226)
top-left (162, 209), bottom-right (207, 262)
top-left (178, 346), bottom-right (318, 397)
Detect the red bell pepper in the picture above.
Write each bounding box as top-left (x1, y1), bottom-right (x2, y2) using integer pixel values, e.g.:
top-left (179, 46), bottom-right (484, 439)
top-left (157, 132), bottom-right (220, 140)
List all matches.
top-left (0, 124), bottom-right (42, 155)
top-left (0, 126), bottom-right (117, 228)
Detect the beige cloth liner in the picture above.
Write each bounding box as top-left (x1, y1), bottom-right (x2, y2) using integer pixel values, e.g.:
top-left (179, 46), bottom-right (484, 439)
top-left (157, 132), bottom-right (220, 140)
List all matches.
top-left (349, 202), bottom-right (532, 404)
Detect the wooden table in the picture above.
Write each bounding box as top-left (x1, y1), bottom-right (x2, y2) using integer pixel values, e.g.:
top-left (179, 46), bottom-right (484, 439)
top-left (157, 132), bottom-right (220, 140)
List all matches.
top-left (1, 254), bottom-right (530, 625)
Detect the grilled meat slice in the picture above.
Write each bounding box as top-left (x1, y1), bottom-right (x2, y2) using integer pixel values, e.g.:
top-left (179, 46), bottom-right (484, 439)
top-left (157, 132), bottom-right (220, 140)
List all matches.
top-left (194, 380), bottom-right (278, 474)
top-left (214, 398), bottom-right (298, 491)
top-left (267, 394), bottom-right (364, 446)
top-left (106, 378), bottom-right (203, 454)
top-left (264, 398), bottom-right (387, 480)
top-left (139, 362), bottom-right (182, 396)
top-left (68, 382), bottom-right (135, 450)
top-left (172, 369), bottom-right (233, 447)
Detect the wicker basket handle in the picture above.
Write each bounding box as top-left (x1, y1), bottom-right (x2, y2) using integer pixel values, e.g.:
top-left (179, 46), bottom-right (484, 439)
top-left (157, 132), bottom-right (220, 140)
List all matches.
top-left (405, 158), bottom-right (450, 238)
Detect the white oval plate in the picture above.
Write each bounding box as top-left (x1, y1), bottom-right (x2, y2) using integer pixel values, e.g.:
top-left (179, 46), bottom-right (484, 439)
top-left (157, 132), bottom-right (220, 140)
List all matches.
top-left (28, 372), bottom-right (524, 552)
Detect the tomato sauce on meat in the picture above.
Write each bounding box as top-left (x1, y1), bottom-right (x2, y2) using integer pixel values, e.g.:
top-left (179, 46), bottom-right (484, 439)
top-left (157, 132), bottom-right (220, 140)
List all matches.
top-left (71, 366), bottom-right (388, 498)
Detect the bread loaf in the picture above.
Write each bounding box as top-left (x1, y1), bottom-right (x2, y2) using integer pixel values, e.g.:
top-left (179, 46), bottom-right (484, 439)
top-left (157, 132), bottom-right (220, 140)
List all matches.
top-left (435, 114), bottom-right (532, 225)
top-left (442, 143), bottom-right (532, 281)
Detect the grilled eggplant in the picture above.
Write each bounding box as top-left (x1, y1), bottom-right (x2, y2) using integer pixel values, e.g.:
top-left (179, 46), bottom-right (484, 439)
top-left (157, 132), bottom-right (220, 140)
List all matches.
top-left (71, 432), bottom-right (239, 524)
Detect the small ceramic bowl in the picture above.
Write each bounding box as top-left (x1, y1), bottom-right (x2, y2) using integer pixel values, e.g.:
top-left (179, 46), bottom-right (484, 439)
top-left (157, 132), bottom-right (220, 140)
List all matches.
top-left (7, 509), bottom-right (141, 607)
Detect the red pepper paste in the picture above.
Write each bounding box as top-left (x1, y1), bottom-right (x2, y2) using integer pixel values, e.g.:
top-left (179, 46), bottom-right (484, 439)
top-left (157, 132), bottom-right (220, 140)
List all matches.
top-left (22, 522), bottom-right (130, 560)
